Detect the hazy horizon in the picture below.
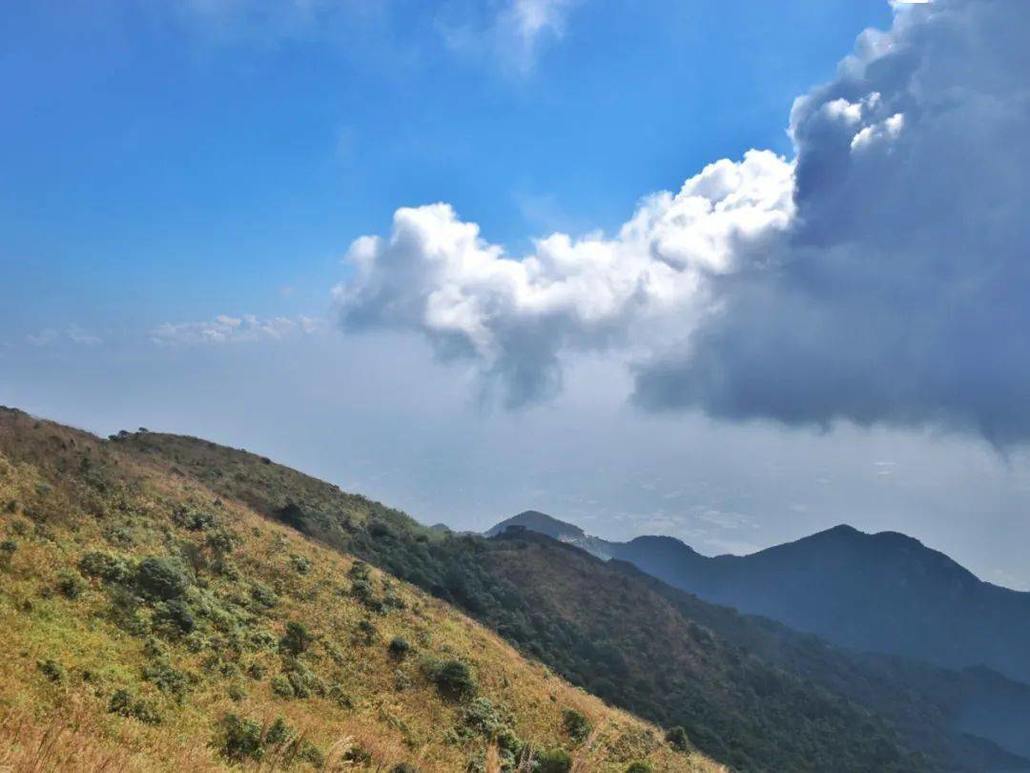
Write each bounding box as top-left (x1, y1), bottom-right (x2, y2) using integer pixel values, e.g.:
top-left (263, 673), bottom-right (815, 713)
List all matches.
top-left (6, 0), bottom-right (1030, 591)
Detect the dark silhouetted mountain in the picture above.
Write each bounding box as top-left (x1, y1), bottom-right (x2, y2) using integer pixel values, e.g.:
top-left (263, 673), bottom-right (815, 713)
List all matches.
top-left (489, 514), bottom-right (1030, 687)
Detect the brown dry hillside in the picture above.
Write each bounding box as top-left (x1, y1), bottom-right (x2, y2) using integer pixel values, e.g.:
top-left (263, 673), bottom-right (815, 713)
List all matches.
top-left (0, 407), bottom-right (717, 773)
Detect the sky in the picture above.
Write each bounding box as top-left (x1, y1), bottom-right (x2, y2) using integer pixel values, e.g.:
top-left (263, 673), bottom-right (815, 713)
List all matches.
top-left (5, 0), bottom-right (1030, 589)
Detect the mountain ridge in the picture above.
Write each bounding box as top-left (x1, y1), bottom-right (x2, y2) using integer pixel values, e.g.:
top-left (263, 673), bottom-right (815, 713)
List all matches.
top-left (6, 408), bottom-right (1027, 771)
top-left (485, 511), bottom-right (1030, 685)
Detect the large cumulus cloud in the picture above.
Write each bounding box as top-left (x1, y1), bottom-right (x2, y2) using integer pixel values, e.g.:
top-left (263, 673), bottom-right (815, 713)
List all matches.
top-left (336, 150), bottom-right (793, 406)
top-left (337, 0), bottom-right (1030, 442)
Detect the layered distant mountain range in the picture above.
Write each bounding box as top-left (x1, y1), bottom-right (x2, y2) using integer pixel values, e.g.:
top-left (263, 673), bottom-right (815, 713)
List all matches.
top-left (487, 510), bottom-right (1030, 686)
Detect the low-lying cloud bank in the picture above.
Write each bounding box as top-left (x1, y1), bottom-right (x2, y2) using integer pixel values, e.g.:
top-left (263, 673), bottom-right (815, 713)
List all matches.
top-left (336, 0), bottom-right (1030, 443)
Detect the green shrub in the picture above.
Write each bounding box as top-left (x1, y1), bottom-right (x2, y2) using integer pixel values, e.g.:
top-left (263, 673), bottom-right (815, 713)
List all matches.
top-left (460, 697), bottom-right (510, 738)
top-left (108, 689), bottom-right (162, 724)
top-left (295, 741), bottom-right (325, 767)
top-left (56, 570), bottom-right (86, 599)
top-left (0, 539), bottom-right (18, 569)
top-left (219, 713), bottom-right (264, 762)
top-left (328, 682), bottom-right (353, 709)
top-left (280, 621), bottom-right (314, 656)
top-left (561, 708), bottom-right (591, 743)
top-left (250, 582), bottom-right (278, 609)
top-left (391, 764), bottom-right (419, 773)
top-left (625, 763), bottom-right (653, 773)
top-left (271, 675), bottom-right (295, 699)
top-left (536, 748), bottom-right (572, 773)
top-left (356, 619), bottom-right (377, 644)
top-left (426, 658), bottom-right (476, 700)
top-left (143, 658), bottom-right (191, 700)
top-left (348, 561), bottom-right (371, 581)
top-left (135, 556), bottom-right (191, 600)
top-left (153, 599), bottom-right (195, 634)
top-left (37, 659), bottom-right (65, 683)
top-left (205, 527), bottom-right (238, 557)
top-left (78, 550), bottom-right (132, 584)
top-left (173, 506), bottom-right (217, 532)
top-left (665, 726), bottom-right (692, 752)
top-left (265, 716), bottom-right (292, 746)
top-left (388, 636), bottom-right (411, 658)
top-left (289, 554), bottom-right (311, 574)
top-left (351, 577), bottom-right (376, 605)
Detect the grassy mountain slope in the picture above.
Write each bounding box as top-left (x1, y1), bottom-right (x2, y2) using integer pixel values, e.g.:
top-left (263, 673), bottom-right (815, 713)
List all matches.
top-left (0, 407), bottom-right (712, 773)
top-left (107, 428), bottom-right (949, 772)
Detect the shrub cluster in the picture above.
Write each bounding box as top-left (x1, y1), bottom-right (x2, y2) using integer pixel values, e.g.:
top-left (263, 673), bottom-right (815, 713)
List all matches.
top-left (424, 658), bottom-right (477, 700)
top-left (561, 708), bottom-right (591, 744)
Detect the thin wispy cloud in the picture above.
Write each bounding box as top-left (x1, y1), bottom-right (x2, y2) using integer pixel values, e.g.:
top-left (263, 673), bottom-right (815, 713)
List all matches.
top-left (437, 0), bottom-right (581, 75)
top-left (499, 0), bottom-right (577, 73)
top-left (26, 325), bottom-right (103, 347)
top-left (150, 314), bottom-right (321, 346)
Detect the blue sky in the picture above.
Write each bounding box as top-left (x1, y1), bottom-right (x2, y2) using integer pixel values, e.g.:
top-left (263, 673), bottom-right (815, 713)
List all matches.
top-left (2, 0), bottom-right (888, 336)
top-left (7, 0), bottom-right (1030, 591)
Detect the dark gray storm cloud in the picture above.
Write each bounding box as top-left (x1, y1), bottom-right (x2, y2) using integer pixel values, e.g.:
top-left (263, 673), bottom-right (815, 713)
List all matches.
top-left (337, 0), bottom-right (1030, 442)
top-left (636, 0), bottom-right (1030, 444)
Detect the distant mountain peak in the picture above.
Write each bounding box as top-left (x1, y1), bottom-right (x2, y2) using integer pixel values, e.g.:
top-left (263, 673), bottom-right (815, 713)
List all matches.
top-left (486, 510), bottom-right (586, 539)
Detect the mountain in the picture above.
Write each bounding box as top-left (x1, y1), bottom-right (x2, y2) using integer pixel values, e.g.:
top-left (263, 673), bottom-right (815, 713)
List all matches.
top-left (11, 409), bottom-right (1024, 770)
top-left (99, 424), bottom-right (1030, 772)
top-left (106, 425), bottom-right (933, 771)
top-left (488, 513), bottom-right (1030, 687)
top-left (0, 407), bottom-right (713, 772)
top-left (620, 525), bottom-right (1030, 686)
top-left (486, 511), bottom-right (613, 558)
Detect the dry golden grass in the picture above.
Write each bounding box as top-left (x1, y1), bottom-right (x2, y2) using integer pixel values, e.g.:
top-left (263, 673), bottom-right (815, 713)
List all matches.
top-left (0, 409), bottom-right (722, 773)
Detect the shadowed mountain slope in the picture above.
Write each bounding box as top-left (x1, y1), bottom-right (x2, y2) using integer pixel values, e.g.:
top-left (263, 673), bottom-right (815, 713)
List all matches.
top-left (488, 512), bottom-right (1030, 687)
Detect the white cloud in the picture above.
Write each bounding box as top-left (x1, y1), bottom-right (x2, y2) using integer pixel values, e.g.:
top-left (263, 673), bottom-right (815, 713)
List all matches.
top-left (150, 314), bottom-right (321, 346)
top-left (336, 0), bottom-right (1030, 444)
top-left (26, 326), bottom-right (103, 347)
top-left (335, 150), bottom-right (793, 406)
top-left (499, 0), bottom-right (576, 72)
top-left (438, 0), bottom-right (581, 75)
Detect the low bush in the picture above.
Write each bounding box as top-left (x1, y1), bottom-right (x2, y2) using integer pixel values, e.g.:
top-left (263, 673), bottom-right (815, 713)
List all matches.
top-left (135, 556), bottom-right (191, 600)
top-left (108, 689), bottom-right (162, 725)
top-left (265, 716), bottom-right (292, 746)
top-left (561, 708), bottom-right (591, 743)
top-left (79, 550), bottom-right (132, 584)
top-left (142, 658), bottom-right (191, 701)
top-left (426, 658), bottom-right (476, 700)
top-left (665, 726), bottom-right (691, 752)
top-left (56, 571), bottom-right (85, 599)
top-left (37, 659), bottom-right (65, 683)
top-left (219, 713), bottom-right (264, 762)
top-left (356, 619), bottom-right (377, 645)
top-left (280, 621), bottom-right (314, 656)
top-left (250, 582), bottom-right (278, 609)
top-left (153, 599), bottom-right (195, 634)
top-left (388, 636), bottom-right (411, 658)
top-left (0, 538), bottom-right (18, 569)
top-left (536, 748), bottom-right (572, 773)
top-left (289, 554), bottom-right (311, 575)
